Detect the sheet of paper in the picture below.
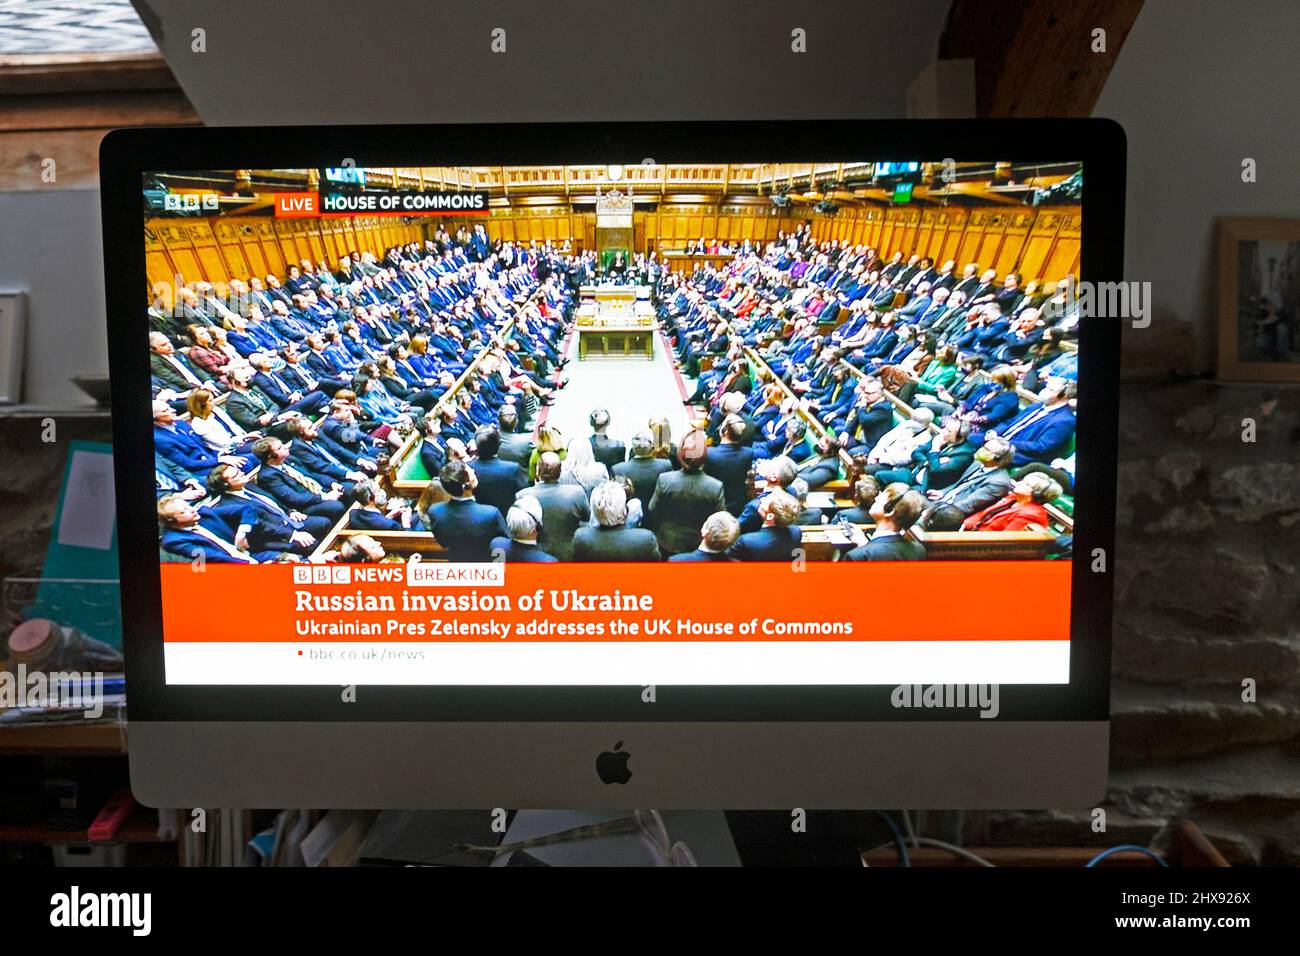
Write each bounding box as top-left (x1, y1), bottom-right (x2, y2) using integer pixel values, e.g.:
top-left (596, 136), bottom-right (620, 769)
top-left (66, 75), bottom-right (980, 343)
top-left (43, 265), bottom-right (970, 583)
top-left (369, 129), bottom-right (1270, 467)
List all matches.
top-left (56, 450), bottom-right (116, 550)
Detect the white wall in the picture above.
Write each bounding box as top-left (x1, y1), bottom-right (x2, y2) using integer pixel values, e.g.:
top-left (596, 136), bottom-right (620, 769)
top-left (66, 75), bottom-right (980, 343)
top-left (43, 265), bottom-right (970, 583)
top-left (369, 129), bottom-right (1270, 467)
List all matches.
top-left (1093, 0), bottom-right (1300, 370)
top-left (0, 190), bottom-right (108, 407)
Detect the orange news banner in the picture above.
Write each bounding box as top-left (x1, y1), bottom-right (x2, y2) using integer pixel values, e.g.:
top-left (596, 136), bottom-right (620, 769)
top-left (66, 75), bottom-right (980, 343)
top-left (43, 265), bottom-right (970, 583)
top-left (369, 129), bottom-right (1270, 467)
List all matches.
top-left (160, 561), bottom-right (1071, 643)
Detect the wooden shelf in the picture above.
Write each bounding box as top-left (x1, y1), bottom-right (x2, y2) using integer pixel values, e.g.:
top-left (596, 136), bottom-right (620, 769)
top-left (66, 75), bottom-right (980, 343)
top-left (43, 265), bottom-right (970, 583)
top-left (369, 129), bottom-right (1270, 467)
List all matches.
top-left (0, 720), bottom-right (127, 755)
top-left (0, 807), bottom-right (167, 846)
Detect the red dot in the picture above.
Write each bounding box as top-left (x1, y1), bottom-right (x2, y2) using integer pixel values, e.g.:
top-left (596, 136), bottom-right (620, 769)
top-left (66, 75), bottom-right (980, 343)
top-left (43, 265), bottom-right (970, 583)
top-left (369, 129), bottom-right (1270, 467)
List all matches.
top-left (298, 650), bottom-right (303, 656)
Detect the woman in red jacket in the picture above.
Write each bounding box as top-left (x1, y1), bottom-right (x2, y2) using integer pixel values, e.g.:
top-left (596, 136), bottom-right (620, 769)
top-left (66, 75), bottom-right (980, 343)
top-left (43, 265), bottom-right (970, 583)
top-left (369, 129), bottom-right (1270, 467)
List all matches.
top-left (960, 471), bottom-right (1062, 532)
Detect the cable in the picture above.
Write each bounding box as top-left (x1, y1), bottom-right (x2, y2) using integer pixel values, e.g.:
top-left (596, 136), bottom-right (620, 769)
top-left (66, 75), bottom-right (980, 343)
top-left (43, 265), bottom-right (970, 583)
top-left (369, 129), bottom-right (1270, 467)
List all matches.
top-left (860, 835), bottom-right (997, 867)
top-left (871, 811), bottom-right (911, 867)
top-left (912, 837), bottom-right (995, 867)
top-left (1084, 844), bottom-right (1169, 868)
top-left (901, 809), bottom-right (920, 849)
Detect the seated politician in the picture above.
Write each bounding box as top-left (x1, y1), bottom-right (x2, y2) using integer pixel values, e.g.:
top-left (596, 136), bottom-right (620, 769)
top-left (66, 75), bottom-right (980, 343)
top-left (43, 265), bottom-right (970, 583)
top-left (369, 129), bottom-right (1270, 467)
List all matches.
top-left (349, 480), bottom-right (415, 531)
top-left (572, 480), bottom-right (661, 562)
top-left (204, 462), bottom-right (329, 556)
top-left (253, 436), bottom-right (347, 524)
top-left (961, 470), bottom-right (1063, 532)
top-left (153, 399), bottom-right (249, 481)
top-left (425, 459), bottom-right (508, 562)
top-left (727, 488), bottom-right (802, 562)
top-left (986, 378), bottom-right (1077, 468)
top-left (646, 430), bottom-right (728, 557)
top-left (927, 435), bottom-right (1017, 517)
top-left (158, 494), bottom-right (260, 564)
top-left (516, 452), bottom-right (590, 562)
top-left (489, 498), bottom-right (558, 563)
top-left (844, 483), bottom-right (927, 561)
top-left (668, 511), bottom-right (741, 562)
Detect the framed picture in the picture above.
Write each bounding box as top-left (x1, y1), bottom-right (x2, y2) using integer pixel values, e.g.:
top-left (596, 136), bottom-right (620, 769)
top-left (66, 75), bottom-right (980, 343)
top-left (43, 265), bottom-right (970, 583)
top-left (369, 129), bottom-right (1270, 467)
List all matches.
top-left (1216, 217), bottom-right (1300, 381)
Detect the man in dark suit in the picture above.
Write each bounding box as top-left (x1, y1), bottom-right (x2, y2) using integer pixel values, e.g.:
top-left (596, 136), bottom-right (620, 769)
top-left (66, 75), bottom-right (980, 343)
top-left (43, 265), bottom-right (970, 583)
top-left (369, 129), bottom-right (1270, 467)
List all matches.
top-left (845, 485), bottom-right (927, 561)
top-left (250, 353), bottom-right (330, 416)
top-left (573, 480), bottom-right (661, 562)
top-left (224, 365), bottom-right (282, 431)
top-left (285, 415), bottom-right (373, 481)
top-left (471, 426), bottom-right (529, 517)
top-left (149, 332), bottom-right (213, 391)
top-left (932, 436), bottom-right (1017, 516)
top-left (425, 460), bottom-right (508, 562)
top-left (253, 437), bottom-right (346, 524)
top-left (647, 431), bottom-right (729, 556)
top-left (205, 463), bottom-right (329, 556)
top-left (496, 406), bottom-right (534, 469)
top-left (418, 415), bottom-right (447, 478)
top-left (613, 430), bottom-right (673, 506)
top-left (348, 482), bottom-right (411, 531)
top-left (840, 379), bottom-right (896, 456)
top-left (991, 379), bottom-right (1077, 467)
top-left (320, 402), bottom-right (384, 464)
top-left (588, 408), bottom-right (626, 470)
top-left (667, 511), bottom-right (740, 562)
top-left (727, 488), bottom-right (803, 562)
top-left (703, 417), bottom-right (755, 516)
top-left (489, 498), bottom-right (558, 563)
top-left (157, 494), bottom-right (261, 563)
top-left (797, 434), bottom-right (842, 490)
top-left (516, 453), bottom-right (590, 562)
top-left (737, 454), bottom-right (797, 534)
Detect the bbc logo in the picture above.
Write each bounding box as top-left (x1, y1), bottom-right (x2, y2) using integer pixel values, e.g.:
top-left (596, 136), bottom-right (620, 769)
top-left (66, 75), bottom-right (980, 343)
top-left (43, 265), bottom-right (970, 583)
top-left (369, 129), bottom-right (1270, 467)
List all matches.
top-left (293, 566), bottom-right (351, 584)
top-left (164, 193), bottom-right (219, 211)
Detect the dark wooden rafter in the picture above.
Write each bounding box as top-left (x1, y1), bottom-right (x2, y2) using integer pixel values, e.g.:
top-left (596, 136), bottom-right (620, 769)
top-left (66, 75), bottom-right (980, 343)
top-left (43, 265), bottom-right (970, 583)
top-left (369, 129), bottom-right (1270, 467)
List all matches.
top-left (939, 0), bottom-right (1145, 117)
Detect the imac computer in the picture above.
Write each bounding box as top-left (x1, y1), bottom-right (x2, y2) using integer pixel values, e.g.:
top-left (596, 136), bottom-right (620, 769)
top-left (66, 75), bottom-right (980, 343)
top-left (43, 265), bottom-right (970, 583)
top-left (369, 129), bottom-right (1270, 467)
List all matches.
top-left (100, 120), bottom-right (1123, 807)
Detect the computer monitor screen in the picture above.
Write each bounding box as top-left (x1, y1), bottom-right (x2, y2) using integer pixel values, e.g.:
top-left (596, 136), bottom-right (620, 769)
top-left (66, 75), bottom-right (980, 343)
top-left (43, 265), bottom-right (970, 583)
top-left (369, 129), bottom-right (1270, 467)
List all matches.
top-left (141, 159), bottom-right (1083, 689)
top-left (105, 122), bottom-right (1119, 808)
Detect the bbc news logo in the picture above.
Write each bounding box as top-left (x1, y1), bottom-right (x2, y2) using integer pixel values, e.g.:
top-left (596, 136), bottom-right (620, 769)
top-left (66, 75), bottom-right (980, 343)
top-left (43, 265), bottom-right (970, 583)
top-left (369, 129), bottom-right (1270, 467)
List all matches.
top-left (293, 565), bottom-right (352, 585)
top-left (163, 193), bottom-right (218, 212)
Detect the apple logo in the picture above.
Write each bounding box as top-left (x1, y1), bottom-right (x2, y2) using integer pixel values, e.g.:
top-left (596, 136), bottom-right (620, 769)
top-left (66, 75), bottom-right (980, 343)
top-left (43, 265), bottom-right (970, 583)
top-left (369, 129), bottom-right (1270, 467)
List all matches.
top-left (596, 741), bottom-right (632, 785)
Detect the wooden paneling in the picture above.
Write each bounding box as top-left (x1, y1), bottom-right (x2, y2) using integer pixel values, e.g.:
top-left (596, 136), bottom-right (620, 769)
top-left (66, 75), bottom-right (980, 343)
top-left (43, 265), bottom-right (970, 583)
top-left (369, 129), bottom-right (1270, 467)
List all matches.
top-left (805, 204), bottom-right (1079, 282)
top-left (140, 215), bottom-right (424, 294)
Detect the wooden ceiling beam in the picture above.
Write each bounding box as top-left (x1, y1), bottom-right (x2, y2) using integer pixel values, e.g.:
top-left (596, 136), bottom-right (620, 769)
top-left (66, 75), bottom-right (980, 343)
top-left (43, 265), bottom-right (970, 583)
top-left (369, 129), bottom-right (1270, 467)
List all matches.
top-left (939, 0), bottom-right (1145, 117)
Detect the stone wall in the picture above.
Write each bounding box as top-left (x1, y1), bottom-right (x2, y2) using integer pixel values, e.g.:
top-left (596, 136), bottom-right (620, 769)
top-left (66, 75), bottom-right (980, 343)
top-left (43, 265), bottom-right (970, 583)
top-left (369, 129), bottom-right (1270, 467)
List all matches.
top-left (982, 379), bottom-right (1300, 865)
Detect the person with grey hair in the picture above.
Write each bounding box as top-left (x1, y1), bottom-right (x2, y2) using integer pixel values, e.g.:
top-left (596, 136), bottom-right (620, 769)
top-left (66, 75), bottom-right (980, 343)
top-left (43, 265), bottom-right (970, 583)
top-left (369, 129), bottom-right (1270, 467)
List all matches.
top-left (560, 435), bottom-right (610, 496)
top-left (489, 497), bottom-right (557, 563)
top-left (707, 390), bottom-right (756, 445)
top-left (863, 407), bottom-right (936, 474)
top-left (572, 480), bottom-right (660, 562)
top-left (668, 511), bottom-right (741, 562)
top-left (929, 435), bottom-right (1017, 517)
top-left (789, 477), bottom-right (823, 526)
top-left (613, 429), bottom-right (672, 506)
top-left (738, 454), bottom-right (797, 533)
